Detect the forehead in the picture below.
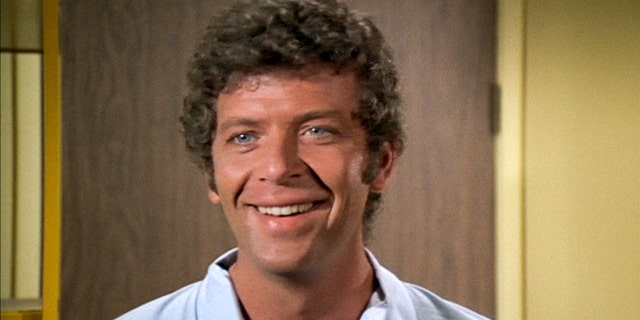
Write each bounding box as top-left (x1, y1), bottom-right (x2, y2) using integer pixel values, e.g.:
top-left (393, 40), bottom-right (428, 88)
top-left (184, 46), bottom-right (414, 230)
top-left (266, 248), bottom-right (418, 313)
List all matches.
top-left (223, 65), bottom-right (358, 94)
top-left (217, 68), bottom-right (360, 116)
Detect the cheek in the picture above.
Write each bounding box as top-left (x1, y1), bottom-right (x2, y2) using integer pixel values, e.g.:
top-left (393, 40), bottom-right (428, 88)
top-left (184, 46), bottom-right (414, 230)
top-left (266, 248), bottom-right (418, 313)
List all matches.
top-left (213, 150), bottom-right (251, 200)
top-left (302, 147), bottom-right (367, 191)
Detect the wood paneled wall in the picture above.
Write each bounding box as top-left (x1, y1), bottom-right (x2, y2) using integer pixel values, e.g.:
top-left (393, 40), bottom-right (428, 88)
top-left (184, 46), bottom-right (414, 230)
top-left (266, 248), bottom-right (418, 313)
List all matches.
top-left (60, 1), bottom-right (495, 319)
top-left (356, 1), bottom-right (496, 316)
top-left (60, 1), bottom-right (237, 318)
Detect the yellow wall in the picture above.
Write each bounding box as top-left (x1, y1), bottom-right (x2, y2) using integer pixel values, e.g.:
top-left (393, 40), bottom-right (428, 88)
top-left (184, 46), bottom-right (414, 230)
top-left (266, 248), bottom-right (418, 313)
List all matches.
top-left (1, 0), bottom-right (43, 301)
top-left (495, 0), bottom-right (525, 318)
top-left (497, 0), bottom-right (639, 319)
top-left (524, 0), bottom-right (639, 318)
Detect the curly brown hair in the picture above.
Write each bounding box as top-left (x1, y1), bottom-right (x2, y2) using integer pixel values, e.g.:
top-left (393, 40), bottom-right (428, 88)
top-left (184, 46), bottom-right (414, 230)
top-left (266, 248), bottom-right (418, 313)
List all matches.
top-left (181, 0), bottom-right (404, 231)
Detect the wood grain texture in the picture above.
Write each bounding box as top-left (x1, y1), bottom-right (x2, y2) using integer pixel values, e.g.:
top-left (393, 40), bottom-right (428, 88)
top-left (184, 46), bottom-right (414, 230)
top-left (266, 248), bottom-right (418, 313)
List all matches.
top-left (352, 1), bottom-right (496, 316)
top-left (60, 1), bottom-right (238, 319)
top-left (60, 0), bottom-right (495, 318)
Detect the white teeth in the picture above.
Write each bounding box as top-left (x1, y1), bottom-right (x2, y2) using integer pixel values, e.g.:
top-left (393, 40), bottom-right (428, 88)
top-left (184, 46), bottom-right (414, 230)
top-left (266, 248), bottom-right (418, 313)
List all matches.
top-left (257, 203), bottom-right (314, 216)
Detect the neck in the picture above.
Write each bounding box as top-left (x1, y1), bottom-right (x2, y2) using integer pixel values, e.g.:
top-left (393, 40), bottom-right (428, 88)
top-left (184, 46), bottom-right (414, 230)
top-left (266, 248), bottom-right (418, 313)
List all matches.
top-left (229, 247), bottom-right (375, 320)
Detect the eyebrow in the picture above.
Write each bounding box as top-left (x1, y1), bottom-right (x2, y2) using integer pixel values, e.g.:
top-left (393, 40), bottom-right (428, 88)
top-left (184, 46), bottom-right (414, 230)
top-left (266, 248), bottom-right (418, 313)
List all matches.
top-left (218, 109), bottom-right (353, 133)
top-left (295, 110), bottom-right (347, 124)
top-left (217, 118), bottom-right (262, 133)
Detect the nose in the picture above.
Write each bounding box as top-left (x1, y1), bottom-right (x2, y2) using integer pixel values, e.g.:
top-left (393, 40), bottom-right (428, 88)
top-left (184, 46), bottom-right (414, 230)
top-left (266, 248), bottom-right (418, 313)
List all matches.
top-left (257, 133), bottom-right (305, 185)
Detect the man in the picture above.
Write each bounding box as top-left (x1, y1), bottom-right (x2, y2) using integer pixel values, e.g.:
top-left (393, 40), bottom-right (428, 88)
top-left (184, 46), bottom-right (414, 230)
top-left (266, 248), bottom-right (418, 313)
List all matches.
top-left (118, 0), bottom-right (488, 319)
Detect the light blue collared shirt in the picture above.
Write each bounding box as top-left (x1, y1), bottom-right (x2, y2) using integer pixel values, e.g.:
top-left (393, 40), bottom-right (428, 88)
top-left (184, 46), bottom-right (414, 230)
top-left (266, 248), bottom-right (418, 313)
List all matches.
top-left (117, 249), bottom-right (489, 319)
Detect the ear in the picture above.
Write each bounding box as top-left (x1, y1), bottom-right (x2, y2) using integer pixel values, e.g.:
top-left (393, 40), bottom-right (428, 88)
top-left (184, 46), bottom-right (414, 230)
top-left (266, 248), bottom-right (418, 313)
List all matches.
top-left (370, 142), bottom-right (397, 193)
top-left (208, 189), bottom-right (221, 204)
top-left (205, 172), bottom-right (221, 204)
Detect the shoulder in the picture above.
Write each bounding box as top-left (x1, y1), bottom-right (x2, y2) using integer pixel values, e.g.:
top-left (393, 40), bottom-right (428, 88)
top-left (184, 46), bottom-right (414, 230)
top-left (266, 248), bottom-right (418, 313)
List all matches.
top-left (115, 282), bottom-right (202, 320)
top-left (402, 283), bottom-right (490, 320)
top-left (366, 250), bottom-right (490, 320)
top-left (116, 249), bottom-right (242, 320)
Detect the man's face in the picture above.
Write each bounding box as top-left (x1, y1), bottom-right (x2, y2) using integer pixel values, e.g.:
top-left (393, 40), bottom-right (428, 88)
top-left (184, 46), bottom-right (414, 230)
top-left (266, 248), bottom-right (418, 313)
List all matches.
top-left (209, 68), bottom-right (395, 276)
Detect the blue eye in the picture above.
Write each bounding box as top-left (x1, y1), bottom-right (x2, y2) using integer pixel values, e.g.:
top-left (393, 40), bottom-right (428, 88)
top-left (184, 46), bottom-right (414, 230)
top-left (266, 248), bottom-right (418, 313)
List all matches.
top-left (307, 127), bottom-right (331, 137)
top-left (233, 133), bottom-right (256, 144)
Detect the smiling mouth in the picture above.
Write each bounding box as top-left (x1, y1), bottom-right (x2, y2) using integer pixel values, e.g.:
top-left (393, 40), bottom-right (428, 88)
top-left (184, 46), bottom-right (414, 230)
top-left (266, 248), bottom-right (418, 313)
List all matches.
top-left (256, 203), bottom-right (315, 217)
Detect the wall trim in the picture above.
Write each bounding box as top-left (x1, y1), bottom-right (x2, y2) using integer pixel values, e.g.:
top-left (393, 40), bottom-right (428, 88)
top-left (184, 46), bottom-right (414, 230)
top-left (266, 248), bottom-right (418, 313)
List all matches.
top-left (42, 0), bottom-right (61, 319)
top-left (495, 0), bottom-right (526, 319)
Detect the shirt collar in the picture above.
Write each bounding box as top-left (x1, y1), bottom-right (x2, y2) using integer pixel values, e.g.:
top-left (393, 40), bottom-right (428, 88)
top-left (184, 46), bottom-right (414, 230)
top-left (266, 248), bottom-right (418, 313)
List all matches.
top-left (210, 248), bottom-right (417, 320)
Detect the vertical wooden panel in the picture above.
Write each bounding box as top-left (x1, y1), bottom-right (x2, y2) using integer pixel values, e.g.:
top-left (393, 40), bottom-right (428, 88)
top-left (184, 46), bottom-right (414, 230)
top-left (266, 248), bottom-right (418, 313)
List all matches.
top-left (60, 1), bottom-right (237, 319)
top-left (61, 0), bottom-right (495, 318)
top-left (349, 0), bottom-right (496, 316)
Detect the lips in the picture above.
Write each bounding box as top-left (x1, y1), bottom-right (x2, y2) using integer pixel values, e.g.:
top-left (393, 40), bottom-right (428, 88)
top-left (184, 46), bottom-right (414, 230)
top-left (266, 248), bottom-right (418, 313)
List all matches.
top-left (256, 203), bottom-right (314, 216)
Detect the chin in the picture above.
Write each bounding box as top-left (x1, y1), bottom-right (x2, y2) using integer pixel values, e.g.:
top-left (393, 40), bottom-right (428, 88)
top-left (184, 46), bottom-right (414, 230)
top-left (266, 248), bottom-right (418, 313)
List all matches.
top-left (250, 242), bottom-right (323, 278)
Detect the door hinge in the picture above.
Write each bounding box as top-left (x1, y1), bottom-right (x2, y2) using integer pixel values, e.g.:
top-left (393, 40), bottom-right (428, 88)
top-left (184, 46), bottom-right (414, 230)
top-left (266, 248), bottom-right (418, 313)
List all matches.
top-left (490, 83), bottom-right (501, 135)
